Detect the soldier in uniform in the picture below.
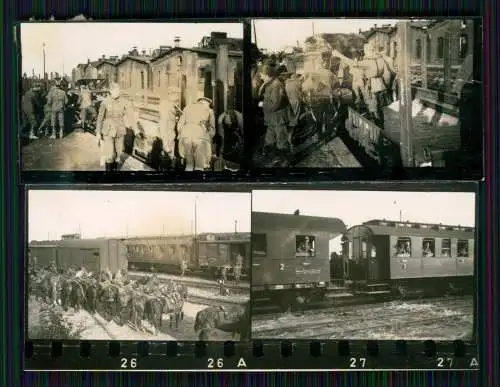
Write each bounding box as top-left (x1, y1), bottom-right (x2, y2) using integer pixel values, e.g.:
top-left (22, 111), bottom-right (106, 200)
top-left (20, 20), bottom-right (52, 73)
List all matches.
top-left (78, 84), bottom-right (93, 130)
top-left (258, 64), bottom-right (292, 160)
top-left (176, 97), bottom-right (216, 171)
top-left (233, 252), bottom-right (243, 286)
top-left (46, 78), bottom-right (68, 139)
top-left (95, 82), bottom-right (141, 171)
top-left (217, 109), bottom-right (243, 165)
top-left (48, 260), bottom-right (58, 274)
top-left (158, 88), bottom-right (181, 161)
top-left (21, 83), bottom-right (42, 140)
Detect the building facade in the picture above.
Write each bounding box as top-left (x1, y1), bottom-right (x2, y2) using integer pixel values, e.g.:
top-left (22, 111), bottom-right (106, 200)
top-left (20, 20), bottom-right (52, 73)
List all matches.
top-left (116, 56), bottom-right (152, 92)
top-left (96, 60), bottom-right (118, 84)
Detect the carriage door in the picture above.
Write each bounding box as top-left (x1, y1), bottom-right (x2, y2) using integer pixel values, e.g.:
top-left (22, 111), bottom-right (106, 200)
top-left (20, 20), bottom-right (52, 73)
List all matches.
top-left (367, 239), bottom-right (379, 281)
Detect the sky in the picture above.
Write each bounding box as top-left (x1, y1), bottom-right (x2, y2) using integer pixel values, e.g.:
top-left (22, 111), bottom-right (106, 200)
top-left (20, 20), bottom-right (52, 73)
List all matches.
top-left (28, 190), bottom-right (250, 241)
top-left (20, 22), bottom-right (243, 76)
top-left (252, 190), bottom-right (476, 253)
top-left (251, 18), bottom-right (401, 52)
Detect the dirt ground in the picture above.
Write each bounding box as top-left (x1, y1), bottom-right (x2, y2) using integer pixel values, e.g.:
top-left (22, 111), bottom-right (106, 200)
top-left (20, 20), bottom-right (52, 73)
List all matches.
top-left (21, 129), bottom-right (152, 171)
top-left (252, 297), bottom-right (474, 341)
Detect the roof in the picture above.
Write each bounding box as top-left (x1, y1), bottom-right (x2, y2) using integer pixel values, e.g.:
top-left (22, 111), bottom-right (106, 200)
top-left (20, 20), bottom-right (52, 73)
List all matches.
top-left (150, 46), bottom-right (242, 63)
top-left (200, 35), bottom-right (244, 51)
top-left (252, 211), bottom-right (347, 234)
top-left (96, 60), bottom-right (117, 67)
top-left (348, 220), bottom-right (475, 239)
top-left (116, 55), bottom-right (151, 66)
top-left (57, 239), bottom-right (125, 249)
top-left (363, 25), bottom-right (397, 39)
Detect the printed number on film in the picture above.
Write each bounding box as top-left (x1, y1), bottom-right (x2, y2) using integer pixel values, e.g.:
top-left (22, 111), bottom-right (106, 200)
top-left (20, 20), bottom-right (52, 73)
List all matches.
top-left (349, 358), bottom-right (366, 368)
top-left (208, 358), bottom-right (224, 368)
top-left (279, 263), bottom-right (285, 271)
top-left (437, 357), bottom-right (454, 368)
top-left (121, 358), bottom-right (137, 369)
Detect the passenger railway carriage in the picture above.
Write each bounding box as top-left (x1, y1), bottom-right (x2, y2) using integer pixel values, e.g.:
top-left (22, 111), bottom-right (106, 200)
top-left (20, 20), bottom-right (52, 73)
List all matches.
top-left (251, 212), bottom-right (475, 309)
top-left (345, 220), bottom-right (475, 293)
top-left (251, 211), bottom-right (347, 304)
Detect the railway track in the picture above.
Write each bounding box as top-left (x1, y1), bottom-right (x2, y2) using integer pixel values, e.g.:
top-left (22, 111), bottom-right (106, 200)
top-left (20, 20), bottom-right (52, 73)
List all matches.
top-left (252, 297), bottom-right (473, 339)
top-left (252, 295), bottom-right (472, 322)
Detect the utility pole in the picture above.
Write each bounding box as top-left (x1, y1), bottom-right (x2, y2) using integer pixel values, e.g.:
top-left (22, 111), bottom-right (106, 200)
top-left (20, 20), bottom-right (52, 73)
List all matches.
top-left (194, 196), bottom-right (198, 239)
top-left (312, 22), bottom-right (315, 36)
top-left (234, 220), bottom-right (237, 234)
top-left (42, 43), bottom-right (46, 86)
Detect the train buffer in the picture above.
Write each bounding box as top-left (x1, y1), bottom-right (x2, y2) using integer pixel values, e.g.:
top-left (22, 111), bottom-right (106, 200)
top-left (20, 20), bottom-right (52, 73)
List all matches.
top-left (22, 129), bottom-right (153, 171)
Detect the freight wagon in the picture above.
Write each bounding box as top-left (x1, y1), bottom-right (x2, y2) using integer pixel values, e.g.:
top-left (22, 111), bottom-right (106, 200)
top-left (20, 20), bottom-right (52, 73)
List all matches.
top-left (29, 238), bottom-right (127, 274)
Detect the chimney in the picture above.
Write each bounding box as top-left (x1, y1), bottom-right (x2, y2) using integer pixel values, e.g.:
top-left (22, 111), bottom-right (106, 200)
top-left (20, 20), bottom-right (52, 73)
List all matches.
top-left (374, 24), bottom-right (377, 28)
top-left (142, 49), bottom-right (146, 56)
top-left (87, 58), bottom-right (90, 64)
top-left (359, 28), bottom-right (362, 34)
top-left (174, 37), bottom-right (181, 48)
top-left (294, 209), bottom-right (300, 215)
top-left (101, 54), bottom-right (105, 59)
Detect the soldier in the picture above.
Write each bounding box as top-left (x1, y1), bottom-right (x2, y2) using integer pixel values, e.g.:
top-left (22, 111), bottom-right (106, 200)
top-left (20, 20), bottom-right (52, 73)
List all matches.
top-left (78, 84), bottom-right (93, 130)
top-left (75, 265), bottom-right (87, 278)
top-left (258, 64), bottom-right (292, 160)
top-left (96, 82), bottom-right (142, 171)
top-left (158, 88), bottom-right (181, 161)
top-left (218, 266), bottom-right (229, 296)
top-left (217, 109), bottom-right (243, 162)
top-left (21, 83), bottom-right (42, 140)
top-left (176, 97), bottom-right (216, 171)
top-left (46, 78), bottom-right (68, 139)
top-left (113, 269), bottom-right (123, 285)
top-left (48, 260), bottom-right (58, 274)
top-left (233, 252), bottom-right (243, 286)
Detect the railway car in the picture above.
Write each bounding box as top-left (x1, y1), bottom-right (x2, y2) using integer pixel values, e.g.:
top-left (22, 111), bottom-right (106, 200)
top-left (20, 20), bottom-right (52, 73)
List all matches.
top-left (122, 235), bottom-right (194, 273)
top-left (29, 238), bottom-right (127, 274)
top-left (251, 211), bottom-right (347, 309)
top-left (122, 233), bottom-right (251, 279)
top-left (344, 219), bottom-right (475, 295)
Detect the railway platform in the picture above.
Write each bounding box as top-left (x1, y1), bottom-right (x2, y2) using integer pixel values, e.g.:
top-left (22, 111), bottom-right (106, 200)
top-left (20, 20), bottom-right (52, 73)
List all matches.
top-left (21, 128), bottom-right (153, 171)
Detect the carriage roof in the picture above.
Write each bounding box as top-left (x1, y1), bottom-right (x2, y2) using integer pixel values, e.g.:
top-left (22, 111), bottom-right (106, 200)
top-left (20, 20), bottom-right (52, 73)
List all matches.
top-left (252, 211), bottom-right (346, 234)
top-left (347, 219), bottom-right (475, 239)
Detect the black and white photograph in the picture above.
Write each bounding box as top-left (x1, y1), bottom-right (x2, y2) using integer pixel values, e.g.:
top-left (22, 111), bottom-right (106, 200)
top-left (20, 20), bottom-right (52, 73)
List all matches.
top-left (20, 22), bottom-right (244, 172)
top-left (249, 19), bottom-right (482, 169)
top-left (251, 190), bottom-right (475, 340)
top-left (26, 190), bottom-right (250, 341)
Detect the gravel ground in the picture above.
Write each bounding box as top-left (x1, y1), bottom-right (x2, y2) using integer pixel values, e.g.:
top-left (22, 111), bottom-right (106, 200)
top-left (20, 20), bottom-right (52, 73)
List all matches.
top-left (252, 297), bottom-right (474, 340)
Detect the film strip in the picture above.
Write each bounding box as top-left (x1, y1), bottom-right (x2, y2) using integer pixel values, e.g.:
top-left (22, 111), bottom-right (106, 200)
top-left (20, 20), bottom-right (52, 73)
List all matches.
top-left (24, 340), bottom-right (478, 370)
top-left (22, 182), bottom-right (480, 371)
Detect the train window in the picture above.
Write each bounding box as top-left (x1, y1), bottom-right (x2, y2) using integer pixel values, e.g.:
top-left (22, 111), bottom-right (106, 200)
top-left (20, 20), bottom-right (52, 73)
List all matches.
top-left (422, 238), bottom-right (435, 257)
top-left (361, 241), bottom-right (368, 258)
top-left (441, 239), bottom-right (451, 257)
top-left (296, 235), bottom-right (315, 257)
top-left (458, 240), bottom-right (469, 257)
top-left (370, 246), bottom-right (377, 258)
top-left (395, 237), bottom-right (411, 257)
top-left (252, 234), bottom-right (267, 256)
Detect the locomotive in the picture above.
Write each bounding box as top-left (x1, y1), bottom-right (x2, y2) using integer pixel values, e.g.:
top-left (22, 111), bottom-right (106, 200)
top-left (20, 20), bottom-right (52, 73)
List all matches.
top-left (251, 212), bottom-right (475, 308)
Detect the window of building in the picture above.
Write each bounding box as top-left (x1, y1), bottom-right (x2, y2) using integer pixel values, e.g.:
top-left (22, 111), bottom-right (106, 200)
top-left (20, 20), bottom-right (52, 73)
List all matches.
top-left (437, 36), bottom-right (445, 59)
top-left (422, 238), bottom-right (435, 257)
top-left (393, 41), bottom-right (398, 59)
top-left (415, 38), bottom-right (422, 60)
top-left (252, 233), bottom-right (267, 256)
top-left (157, 71), bottom-right (161, 87)
top-left (441, 239), bottom-right (451, 257)
top-left (371, 246), bottom-right (377, 258)
top-left (395, 237), bottom-right (411, 257)
top-left (458, 240), bottom-right (469, 257)
top-left (140, 71), bottom-right (145, 89)
top-left (296, 235), bottom-right (316, 257)
top-left (426, 35), bottom-right (431, 60)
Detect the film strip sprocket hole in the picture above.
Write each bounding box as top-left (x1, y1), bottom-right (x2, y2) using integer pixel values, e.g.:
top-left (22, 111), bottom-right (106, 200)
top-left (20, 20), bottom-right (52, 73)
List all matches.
top-left (24, 340), bottom-right (479, 370)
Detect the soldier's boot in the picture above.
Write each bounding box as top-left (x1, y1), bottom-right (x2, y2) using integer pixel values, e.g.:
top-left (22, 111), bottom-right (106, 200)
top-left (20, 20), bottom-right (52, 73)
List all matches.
top-left (112, 162), bottom-right (119, 172)
top-left (104, 162), bottom-right (112, 171)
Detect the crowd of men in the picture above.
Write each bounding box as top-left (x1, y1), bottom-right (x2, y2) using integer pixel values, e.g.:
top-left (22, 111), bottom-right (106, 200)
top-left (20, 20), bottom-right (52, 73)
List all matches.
top-left (28, 256), bottom-right (247, 339)
top-left (22, 77), bottom-right (244, 172)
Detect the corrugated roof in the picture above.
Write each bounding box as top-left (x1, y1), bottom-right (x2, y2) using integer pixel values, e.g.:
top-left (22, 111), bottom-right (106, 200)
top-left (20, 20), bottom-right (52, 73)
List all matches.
top-left (252, 211), bottom-right (346, 234)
